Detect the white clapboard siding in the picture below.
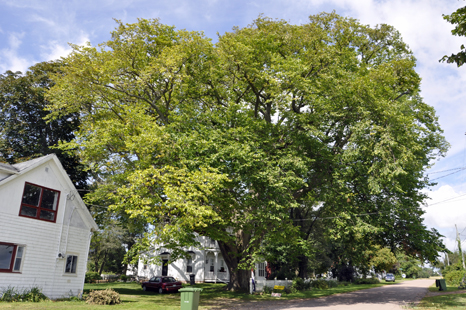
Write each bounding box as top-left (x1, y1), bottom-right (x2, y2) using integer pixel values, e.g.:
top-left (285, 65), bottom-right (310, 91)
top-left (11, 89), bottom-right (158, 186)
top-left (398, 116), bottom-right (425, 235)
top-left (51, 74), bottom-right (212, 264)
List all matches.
top-left (0, 155), bottom-right (97, 299)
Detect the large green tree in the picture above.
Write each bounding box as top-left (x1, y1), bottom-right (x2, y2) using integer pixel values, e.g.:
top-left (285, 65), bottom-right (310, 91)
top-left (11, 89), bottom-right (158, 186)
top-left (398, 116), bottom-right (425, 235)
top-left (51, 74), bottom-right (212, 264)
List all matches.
top-left (0, 61), bottom-right (87, 188)
top-left (47, 13), bottom-right (448, 290)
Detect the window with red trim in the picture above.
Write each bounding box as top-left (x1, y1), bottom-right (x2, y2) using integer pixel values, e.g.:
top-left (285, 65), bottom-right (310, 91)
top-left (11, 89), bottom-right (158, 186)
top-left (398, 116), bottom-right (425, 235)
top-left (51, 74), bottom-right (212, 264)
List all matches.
top-left (0, 242), bottom-right (25, 273)
top-left (19, 183), bottom-right (60, 222)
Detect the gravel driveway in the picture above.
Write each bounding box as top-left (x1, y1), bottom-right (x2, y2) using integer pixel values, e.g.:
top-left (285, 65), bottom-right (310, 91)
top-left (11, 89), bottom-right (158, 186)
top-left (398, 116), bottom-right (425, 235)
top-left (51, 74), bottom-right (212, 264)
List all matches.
top-left (223, 279), bottom-right (434, 310)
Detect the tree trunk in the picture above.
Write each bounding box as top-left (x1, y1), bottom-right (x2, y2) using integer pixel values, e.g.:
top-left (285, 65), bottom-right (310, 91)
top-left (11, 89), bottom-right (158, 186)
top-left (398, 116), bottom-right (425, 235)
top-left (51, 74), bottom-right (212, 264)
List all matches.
top-left (218, 240), bottom-right (250, 291)
top-left (298, 254), bottom-right (308, 278)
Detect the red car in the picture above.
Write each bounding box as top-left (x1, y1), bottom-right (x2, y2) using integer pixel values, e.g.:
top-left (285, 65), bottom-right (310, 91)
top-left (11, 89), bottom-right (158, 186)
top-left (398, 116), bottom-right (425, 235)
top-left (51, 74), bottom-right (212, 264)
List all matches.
top-left (141, 276), bottom-right (182, 293)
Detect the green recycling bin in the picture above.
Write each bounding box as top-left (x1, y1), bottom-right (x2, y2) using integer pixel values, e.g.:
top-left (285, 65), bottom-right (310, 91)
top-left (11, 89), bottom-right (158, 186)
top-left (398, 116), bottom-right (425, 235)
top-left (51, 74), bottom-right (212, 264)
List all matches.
top-left (179, 287), bottom-right (203, 310)
top-left (436, 279), bottom-right (447, 291)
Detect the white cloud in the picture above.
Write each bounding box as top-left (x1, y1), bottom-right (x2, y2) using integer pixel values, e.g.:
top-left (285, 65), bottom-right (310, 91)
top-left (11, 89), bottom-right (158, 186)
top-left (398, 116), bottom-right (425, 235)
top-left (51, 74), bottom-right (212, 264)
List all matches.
top-left (423, 185), bottom-right (466, 228)
top-left (423, 185), bottom-right (466, 251)
top-left (40, 34), bottom-right (90, 61)
top-left (0, 32), bottom-right (33, 74)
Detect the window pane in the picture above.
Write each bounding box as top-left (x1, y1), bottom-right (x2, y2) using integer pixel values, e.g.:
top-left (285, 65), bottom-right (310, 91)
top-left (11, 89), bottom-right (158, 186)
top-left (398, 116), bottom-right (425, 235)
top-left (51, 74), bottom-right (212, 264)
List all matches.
top-left (20, 205), bottom-right (37, 217)
top-left (22, 184), bottom-right (41, 206)
top-left (16, 247), bottom-right (24, 258)
top-left (71, 256), bottom-right (77, 273)
top-left (13, 258), bottom-right (22, 271)
top-left (65, 255), bottom-right (73, 273)
top-left (39, 210), bottom-right (55, 221)
top-left (41, 189), bottom-right (58, 210)
top-left (0, 244), bottom-right (14, 270)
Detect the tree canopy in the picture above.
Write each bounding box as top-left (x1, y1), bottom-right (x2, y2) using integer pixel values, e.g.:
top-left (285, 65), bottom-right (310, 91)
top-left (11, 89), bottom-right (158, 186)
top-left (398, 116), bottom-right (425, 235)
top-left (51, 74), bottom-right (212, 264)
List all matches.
top-left (47, 13), bottom-right (448, 290)
top-left (0, 61), bottom-right (87, 189)
top-left (441, 5), bottom-right (466, 66)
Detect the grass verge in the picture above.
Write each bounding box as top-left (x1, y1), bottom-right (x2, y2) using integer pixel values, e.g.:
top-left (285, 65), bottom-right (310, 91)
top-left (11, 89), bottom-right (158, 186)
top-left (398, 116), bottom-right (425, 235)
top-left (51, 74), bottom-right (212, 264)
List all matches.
top-left (408, 283), bottom-right (466, 309)
top-left (0, 279), bottom-right (410, 309)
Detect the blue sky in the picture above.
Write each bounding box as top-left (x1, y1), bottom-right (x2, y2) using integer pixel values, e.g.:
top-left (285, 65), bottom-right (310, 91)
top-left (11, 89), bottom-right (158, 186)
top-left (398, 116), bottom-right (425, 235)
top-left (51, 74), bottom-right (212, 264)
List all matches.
top-left (1, 0), bottom-right (466, 253)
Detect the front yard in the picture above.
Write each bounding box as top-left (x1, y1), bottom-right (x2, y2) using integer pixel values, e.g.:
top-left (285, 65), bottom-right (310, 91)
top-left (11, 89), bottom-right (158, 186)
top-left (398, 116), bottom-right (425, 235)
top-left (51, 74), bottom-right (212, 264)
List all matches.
top-left (409, 284), bottom-right (466, 309)
top-left (0, 281), bottom-right (401, 309)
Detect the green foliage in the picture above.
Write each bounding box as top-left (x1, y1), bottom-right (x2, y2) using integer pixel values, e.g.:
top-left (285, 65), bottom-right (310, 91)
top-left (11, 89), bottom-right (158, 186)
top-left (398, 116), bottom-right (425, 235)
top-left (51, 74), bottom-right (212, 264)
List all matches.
top-left (262, 285), bottom-right (273, 294)
top-left (396, 253), bottom-right (422, 278)
top-left (85, 272), bottom-right (102, 283)
top-left (86, 289), bottom-right (121, 305)
top-left (370, 247), bottom-right (397, 273)
top-left (120, 275), bottom-right (128, 282)
top-left (47, 12), bottom-right (448, 290)
top-left (310, 280), bottom-right (329, 289)
top-left (291, 277), bottom-right (309, 292)
top-left (354, 278), bottom-right (380, 284)
top-left (417, 268), bottom-right (432, 279)
top-left (444, 270), bottom-right (466, 286)
top-left (441, 6), bottom-right (466, 67)
top-left (0, 286), bottom-right (49, 302)
top-left (0, 61), bottom-right (87, 189)
top-left (327, 280), bottom-right (339, 288)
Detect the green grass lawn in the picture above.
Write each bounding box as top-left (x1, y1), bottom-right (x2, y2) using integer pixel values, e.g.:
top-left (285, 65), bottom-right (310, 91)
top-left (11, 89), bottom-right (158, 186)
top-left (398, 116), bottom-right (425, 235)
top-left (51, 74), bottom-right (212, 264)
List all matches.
top-left (0, 280), bottom-right (411, 309)
top-left (409, 283), bottom-right (466, 309)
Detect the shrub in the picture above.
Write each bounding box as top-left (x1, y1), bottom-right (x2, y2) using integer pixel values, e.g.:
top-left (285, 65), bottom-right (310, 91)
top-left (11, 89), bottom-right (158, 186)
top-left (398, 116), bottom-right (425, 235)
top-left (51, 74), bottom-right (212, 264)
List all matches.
top-left (354, 278), bottom-right (380, 284)
top-left (22, 287), bottom-right (48, 302)
top-left (86, 289), bottom-right (121, 305)
top-left (262, 285), bottom-right (273, 294)
top-left (0, 286), bottom-right (22, 302)
top-left (311, 279), bottom-right (329, 289)
top-left (292, 277), bottom-right (306, 291)
top-left (444, 270), bottom-right (466, 286)
top-left (0, 286), bottom-right (48, 302)
top-left (417, 269), bottom-right (431, 279)
top-left (327, 280), bottom-right (339, 288)
top-left (85, 272), bottom-right (102, 283)
top-left (120, 275), bottom-right (128, 282)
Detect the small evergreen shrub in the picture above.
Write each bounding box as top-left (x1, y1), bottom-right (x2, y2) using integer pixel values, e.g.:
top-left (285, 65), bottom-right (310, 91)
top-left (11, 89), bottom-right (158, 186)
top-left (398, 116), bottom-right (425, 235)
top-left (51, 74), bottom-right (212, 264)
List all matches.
top-left (354, 278), bottom-right (380, 284)
top-left (86, 289), bottom-right (121, 305)
top-left (311, 279), bottom-right (329, 289)
top-left (120, 275), bottom-right (128, 282)
top-left (292, 277), bottom-right (306, 291)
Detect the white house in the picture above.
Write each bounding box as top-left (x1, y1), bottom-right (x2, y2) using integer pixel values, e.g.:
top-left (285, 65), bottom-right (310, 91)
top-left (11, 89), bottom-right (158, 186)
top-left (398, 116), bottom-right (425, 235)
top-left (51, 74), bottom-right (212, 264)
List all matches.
top-left (0, 154), bottom-right (98, 299)
top-left (131, 235), bottom-right (268, 284)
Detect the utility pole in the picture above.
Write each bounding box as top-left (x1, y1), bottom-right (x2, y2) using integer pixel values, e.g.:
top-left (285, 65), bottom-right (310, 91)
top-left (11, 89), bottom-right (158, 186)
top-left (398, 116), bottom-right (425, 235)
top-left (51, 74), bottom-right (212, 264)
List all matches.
top-left (456, 224), bottom-right (465, 269)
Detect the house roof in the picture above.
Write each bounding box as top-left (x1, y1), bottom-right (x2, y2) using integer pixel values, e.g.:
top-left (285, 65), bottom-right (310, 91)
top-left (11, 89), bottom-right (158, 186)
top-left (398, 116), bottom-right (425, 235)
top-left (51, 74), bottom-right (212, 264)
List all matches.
top-left (0, 162), bottom-right (19, 175)
top-left (0, 154), bottom-right (98, 231)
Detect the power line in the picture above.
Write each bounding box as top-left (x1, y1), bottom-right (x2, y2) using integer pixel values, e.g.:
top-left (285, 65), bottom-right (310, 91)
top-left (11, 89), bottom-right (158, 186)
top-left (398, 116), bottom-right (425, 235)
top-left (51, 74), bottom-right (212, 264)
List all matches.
top-left (427, 193), bottom-right (466, 207)
top-left (430, 168), bottom-right (466, 181)
top-left (428, 167), bottom-right (466, 175)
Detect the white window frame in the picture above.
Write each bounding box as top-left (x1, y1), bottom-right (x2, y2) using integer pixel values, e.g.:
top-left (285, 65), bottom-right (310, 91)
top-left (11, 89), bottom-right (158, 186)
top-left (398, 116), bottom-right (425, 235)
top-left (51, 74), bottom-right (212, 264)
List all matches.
top-left (258, 262), bottom-right (265, 278)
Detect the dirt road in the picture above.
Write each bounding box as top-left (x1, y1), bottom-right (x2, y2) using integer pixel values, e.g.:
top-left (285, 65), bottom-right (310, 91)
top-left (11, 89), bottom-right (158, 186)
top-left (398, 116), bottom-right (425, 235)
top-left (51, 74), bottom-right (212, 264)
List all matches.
top-left (227, 279), bottom-right (434, 310)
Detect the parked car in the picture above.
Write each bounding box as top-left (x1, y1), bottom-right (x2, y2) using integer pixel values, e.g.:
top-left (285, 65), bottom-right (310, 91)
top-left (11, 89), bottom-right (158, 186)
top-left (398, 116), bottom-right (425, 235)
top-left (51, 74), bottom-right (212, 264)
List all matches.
top-left (385, 273), bottom-right (395, 282)
top-left (141, 276), bottom-right (183, 293)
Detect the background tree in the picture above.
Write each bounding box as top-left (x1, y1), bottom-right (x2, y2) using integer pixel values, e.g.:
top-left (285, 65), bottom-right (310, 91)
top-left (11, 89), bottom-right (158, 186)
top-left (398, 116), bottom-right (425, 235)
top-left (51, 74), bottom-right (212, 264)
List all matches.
top-left (441, 5), bottom-right (466, 66)
top-left (47, 13), bottom-right (448, 290)
top-left (0, 61), bottom-right (87, 189)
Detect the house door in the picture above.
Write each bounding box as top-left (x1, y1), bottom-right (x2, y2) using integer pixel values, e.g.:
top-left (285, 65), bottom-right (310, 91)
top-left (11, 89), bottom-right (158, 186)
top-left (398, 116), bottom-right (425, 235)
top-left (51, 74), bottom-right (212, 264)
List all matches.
top-left (162, 260), bottom-right (168, 276)
top-left (204, 254), bottom-right (215, 281)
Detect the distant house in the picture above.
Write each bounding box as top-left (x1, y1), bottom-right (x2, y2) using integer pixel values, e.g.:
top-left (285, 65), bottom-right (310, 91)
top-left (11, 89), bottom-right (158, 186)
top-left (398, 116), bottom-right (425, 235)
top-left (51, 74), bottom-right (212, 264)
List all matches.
top-left (129, 235), bottom-right (268, 284)
top-left (0, 154), bottom-right (97, 299)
